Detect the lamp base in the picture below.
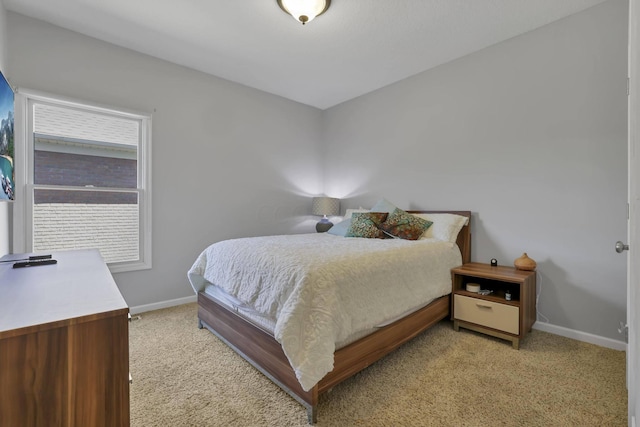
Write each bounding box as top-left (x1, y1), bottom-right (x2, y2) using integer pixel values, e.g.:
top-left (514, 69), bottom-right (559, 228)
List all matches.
top-left (316, 218), bottom-right (334, 233)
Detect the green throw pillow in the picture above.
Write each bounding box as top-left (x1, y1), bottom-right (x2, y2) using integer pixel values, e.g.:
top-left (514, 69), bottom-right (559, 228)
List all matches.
top-left (346, 212), bottom-right (389, 239)
top-left (380, 208), bottom-right (433, 240)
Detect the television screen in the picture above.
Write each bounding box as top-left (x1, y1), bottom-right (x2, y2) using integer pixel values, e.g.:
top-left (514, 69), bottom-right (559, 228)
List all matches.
top-left (0, 70), bottom-right (14, 201)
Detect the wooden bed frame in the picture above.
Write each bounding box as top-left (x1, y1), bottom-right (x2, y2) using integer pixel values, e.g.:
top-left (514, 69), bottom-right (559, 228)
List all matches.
top-left (197, 210), bottom-right (471, 423)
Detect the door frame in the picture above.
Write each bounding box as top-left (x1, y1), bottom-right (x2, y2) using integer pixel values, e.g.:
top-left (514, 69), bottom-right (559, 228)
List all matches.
top-left (628, 1), bottom-right (639, 425)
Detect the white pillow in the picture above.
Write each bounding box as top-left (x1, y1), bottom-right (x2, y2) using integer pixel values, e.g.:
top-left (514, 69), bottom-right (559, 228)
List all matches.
top-left (412, 213), bottom-right (469, 243)
top-left (344, 208), bottom-right (370, 219)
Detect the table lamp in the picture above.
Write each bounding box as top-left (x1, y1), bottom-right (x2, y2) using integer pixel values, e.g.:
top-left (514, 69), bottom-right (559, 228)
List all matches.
top-left (312, 196), bottom-right (340, 232)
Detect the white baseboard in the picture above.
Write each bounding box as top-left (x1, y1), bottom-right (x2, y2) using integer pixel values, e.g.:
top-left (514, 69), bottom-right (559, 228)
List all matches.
top-left (533, 321), bottom-right (627, 351)
top-left (129, 295), bottom-right (197, 315)
top-left (129, 297), bottom-right (628, 352)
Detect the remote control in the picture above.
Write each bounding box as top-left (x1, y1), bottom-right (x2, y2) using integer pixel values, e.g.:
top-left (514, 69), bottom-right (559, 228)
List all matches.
top-left (29, 255), bottom-right (52, 261)
top-left (13, 259), bottom-right (58, 268)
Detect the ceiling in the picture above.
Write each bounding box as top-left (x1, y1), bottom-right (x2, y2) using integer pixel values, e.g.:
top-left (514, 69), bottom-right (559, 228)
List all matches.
top-left (3, 0), bottom-right (610, 110)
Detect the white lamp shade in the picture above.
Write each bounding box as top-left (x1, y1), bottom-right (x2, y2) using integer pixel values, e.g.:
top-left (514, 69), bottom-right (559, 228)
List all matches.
top-left (278, 0), bottom-right (330, 24)
top-left (312, 197), bottom-right (340, 216)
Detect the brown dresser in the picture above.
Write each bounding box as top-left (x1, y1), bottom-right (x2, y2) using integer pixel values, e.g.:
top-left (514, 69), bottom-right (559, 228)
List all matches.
top-left (0, 249), bottom-right (130, 427)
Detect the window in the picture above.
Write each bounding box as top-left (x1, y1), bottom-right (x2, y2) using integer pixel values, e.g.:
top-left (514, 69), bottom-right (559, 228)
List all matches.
top-left (14, 90), bottom-right (152, 272)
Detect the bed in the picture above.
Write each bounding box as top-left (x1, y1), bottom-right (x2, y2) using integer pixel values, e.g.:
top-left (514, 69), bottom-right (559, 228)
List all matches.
top-left (188, 208), bottom-right (471, 423)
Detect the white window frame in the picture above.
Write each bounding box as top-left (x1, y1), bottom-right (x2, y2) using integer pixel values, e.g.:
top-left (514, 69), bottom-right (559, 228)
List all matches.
top-left (13, 89), bottom-right (152, 273)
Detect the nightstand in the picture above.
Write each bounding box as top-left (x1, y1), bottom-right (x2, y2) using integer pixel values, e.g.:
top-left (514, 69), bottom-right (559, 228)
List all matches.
top-left (451, 262), bottom-right (536, 349)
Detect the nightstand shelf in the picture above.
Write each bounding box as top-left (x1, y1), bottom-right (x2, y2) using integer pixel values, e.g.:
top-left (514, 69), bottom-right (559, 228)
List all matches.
top-left (451, 262), bottom-right (536, 349)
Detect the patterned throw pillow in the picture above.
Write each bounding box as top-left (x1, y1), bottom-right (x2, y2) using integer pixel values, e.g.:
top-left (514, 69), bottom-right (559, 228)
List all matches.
top-left (345, 212), bottom-right (389, 239)
top-left (380, 208), bottom-right (433, 240)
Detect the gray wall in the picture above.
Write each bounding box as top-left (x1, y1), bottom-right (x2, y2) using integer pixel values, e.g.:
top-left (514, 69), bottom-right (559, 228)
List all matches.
top-left (6, 13), bottom-right (324, 307)
top-left (4, 0), bottom-right (629, 341)
top-left (323, 0), bottom-right (628, 341)
top-left (0, 0), bottom-right (9, 257)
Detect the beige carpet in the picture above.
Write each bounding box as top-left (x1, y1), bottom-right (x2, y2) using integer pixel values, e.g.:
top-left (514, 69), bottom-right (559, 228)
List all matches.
top-left (129, 303), bottom-right (627, 426)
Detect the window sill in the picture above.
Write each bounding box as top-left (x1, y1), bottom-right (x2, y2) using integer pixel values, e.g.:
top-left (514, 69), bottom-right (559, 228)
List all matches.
top-left (108, 259), bottom-right (152, 274)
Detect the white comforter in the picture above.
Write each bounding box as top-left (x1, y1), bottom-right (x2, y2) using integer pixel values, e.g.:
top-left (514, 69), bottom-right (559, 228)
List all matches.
top-left (188, 233), bottom-right (461, 391)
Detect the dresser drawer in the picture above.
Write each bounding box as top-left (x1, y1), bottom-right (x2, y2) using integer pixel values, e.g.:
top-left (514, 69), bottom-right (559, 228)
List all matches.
top-left (454, 294), bottom-right (519, 335)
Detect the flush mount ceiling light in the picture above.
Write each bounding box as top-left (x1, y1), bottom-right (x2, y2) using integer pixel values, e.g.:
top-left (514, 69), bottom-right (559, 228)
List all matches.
top-left (277, 0), bottom-right (331, 25)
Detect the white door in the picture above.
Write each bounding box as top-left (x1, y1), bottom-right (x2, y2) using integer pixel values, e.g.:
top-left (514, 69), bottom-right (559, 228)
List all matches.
top-left (628, 1), bottom-right (640, 425)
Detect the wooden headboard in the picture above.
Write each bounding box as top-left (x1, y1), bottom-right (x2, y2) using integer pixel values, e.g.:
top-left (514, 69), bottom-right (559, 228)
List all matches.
top-left (407, 210), bottom-right (472, 265)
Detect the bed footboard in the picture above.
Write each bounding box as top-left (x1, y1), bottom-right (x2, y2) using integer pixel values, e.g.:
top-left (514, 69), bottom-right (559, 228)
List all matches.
top-left (197, 291), bottom-right (450, 424)
top-left (197, 292), bottom-right (319, 423)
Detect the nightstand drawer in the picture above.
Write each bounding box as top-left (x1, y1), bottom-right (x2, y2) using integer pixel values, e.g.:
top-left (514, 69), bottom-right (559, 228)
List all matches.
top-left (454, 294), bottom-right (519, 335)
